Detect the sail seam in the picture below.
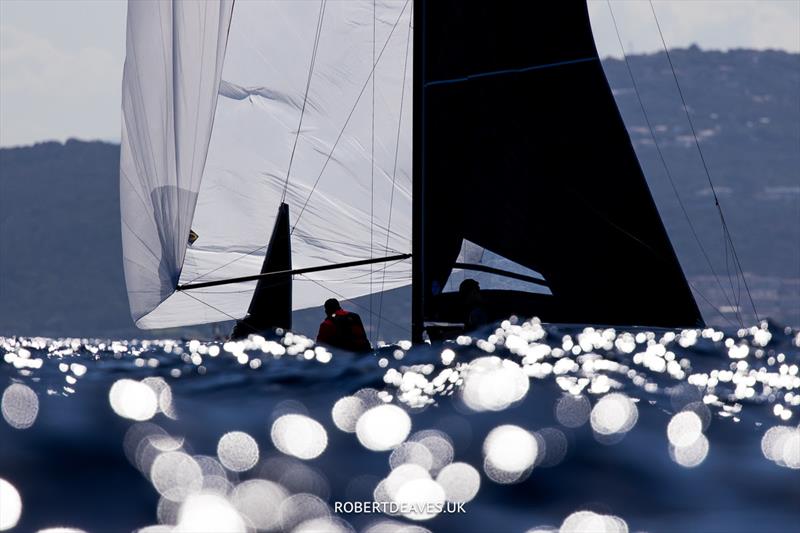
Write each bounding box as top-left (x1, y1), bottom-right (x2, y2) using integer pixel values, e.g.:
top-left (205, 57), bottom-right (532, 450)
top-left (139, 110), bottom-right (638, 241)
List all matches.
top-left (179, 3), bottom-right (209, 286)
top-left (424, 56), bottom-right (597, 88)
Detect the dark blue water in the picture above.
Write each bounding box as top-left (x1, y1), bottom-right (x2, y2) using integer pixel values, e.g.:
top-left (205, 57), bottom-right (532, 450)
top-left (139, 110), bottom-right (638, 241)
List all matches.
top-left (1, 319), bottom-right (798, 533)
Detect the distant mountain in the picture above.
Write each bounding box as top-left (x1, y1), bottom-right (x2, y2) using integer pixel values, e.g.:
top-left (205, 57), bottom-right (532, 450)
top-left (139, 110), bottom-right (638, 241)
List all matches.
top-left (603, 47), bottom-right (799, 326)
top-left (0, 48), bottom-right (797, 338)
top-left (0, 140), bottom-right (136, 337)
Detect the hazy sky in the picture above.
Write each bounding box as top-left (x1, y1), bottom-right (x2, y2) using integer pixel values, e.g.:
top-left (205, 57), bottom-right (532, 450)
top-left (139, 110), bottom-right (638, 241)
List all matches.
top-left (1, 0), bottom-right (798, 147)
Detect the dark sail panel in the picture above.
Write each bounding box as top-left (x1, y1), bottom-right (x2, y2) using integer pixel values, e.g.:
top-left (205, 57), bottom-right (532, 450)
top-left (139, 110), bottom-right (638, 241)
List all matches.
top-left (231, 202), bottom-right (292, 339)
top-left (413, 1), bottom-right (703, 338)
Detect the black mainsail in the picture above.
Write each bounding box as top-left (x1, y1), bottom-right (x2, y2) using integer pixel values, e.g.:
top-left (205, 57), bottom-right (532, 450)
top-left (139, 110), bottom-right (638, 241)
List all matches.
top-left (412, 1), bottom-right (703, 341)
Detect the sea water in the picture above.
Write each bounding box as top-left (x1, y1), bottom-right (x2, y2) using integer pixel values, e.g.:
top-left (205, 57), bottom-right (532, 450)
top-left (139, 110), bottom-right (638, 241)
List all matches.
top-left (1, 319), bottom-right (798, 532)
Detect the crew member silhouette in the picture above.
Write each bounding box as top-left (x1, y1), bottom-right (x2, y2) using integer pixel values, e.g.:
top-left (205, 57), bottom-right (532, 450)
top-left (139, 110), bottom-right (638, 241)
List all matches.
top-left (459, 278), bottom-right (488, 331)
top-left (316, 298), bottom-right (371, 352)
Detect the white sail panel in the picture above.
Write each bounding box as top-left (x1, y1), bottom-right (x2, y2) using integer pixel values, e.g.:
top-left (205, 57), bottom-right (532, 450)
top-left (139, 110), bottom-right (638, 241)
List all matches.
top-left (133, 0), bottom-right (414, 328)
top-left (120, 0), bottom-right (234, 325)
top-left (443, 240), bottom-right (552, 296)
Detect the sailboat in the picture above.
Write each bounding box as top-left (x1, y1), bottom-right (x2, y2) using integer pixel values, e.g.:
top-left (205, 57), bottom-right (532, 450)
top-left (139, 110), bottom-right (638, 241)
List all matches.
top-left (120, 1), bottom-right (704, 343)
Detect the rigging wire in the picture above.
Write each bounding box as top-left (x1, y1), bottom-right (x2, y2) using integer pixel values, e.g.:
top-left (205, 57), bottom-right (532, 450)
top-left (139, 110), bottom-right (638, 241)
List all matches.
top-left (289, 232), bottom-right (403, 254)
top-left (300, 256), bottom-right (410, 283)
top-left (179, 289), bottom-right (254, 334)
top-left (290, 0), bottom-right (411, 235)
top-left (686, 278), bottom-right (742, 328)
top-left (722, 225), bottom-right (740, 321)
top-left (183, 0), bottom-right (414, 342)
top-left (605, 1), bottom-right (740, 327)
top-left (298, 273), bottom-right (410, 336)
top-left (648, 0), bottom-right (760, 325)
top-left (182, 232), bottom-right (403, 287)
top-left (376, 4), bottom-right (413, 342)
top-left (182, 243), bottom-right (268, 285)
top-left (369, 0), bottom-right (376, 342)
top-left (183, 2), bottom-right (328, 286)
top-left (281, 0), bottom-right (327, 203)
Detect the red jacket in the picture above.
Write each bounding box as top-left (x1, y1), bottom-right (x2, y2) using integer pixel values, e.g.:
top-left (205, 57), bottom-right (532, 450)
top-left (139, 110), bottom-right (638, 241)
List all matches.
top-left (317, 309), bottom-right (371, 352)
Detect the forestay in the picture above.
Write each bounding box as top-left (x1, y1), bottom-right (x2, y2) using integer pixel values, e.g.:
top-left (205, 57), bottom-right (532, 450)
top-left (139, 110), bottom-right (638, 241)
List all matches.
top-left (121, 0), bottom-right (414, 329)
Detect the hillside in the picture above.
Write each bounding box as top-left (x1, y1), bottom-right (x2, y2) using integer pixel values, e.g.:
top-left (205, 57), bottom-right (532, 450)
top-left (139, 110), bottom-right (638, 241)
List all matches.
top-left (0, 48), bottom-right (797, 337)
top-left (603, 47), bottom-right (799, 326)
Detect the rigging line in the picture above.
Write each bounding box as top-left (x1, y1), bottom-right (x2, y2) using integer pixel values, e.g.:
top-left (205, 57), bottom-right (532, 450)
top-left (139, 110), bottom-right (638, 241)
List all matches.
top-left (182, 242), bottom-right (268, 285)
top-left (370, 0), bottom-right (376, 342)
top-left (181, 1), bottom-right (410, 288)
top-left (606, 1), bottom-right (740, 324)
top-left (728, 223), bottom-right (746, 323)
top-left (182, 271), bottom-right (412, 339)
top-left (649, 0), bottom-right (760, 323)
top-left (180, 290), bottom-right (271, 339)
top-left (290, 232), bottom-right (404, 254)
top-left (297, 273), bottom-right (410, 335)
top-left (281, 0), bottom-right (327, 204)
top-left (290, 0), bottom-right (412, 235)
top-left (300, 255), bottom-right (409, 283)
top-left (180, 289), bottom-right (240, 326)
top-left (650, 44), bottom-right (746, 332)
top-left (734, 234), bottom-right (744, 313)
top-left (424, 56), bottom-right (597, 87)
top-left (377, 7), bottom-right (413, 342)
top-left (180, 254), bottom-right (410, 291)
top-left (722, 225), bottom-right (744, 325)
top-left (182, 234), bottom-right (404, 287)
top-left (183, 3), bottom-right (210, 240)
top-left (686, 278), bottom-right (738, 328)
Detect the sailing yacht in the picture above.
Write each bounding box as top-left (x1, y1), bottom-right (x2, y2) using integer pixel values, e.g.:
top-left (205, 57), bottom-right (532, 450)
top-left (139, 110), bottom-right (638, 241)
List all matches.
top-left (120, 1), bottom-right (703, 343)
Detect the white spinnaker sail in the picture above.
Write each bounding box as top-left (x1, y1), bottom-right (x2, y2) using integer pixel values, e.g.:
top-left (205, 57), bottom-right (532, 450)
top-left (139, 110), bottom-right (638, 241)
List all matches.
top-left (121, 0), bottom-right (413, 329)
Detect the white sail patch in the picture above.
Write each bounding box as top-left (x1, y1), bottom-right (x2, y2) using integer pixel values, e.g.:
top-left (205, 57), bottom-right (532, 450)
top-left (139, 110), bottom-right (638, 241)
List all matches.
top-left (123, 1), bottom-right (414, 328)
top-left (443, 240), bottom-right (552, 296)
top-left (119, 0), bottom-right (235, 326)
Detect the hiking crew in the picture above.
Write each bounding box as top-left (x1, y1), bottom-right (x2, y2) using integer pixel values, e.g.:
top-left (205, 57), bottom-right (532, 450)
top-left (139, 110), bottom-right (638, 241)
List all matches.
top-left (316, 298), bottom-right (371, 352)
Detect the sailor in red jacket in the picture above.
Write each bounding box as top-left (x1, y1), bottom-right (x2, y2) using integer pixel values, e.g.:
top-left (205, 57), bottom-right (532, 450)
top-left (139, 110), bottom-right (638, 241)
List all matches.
top-left (316, 298), bottom-right (372, 352)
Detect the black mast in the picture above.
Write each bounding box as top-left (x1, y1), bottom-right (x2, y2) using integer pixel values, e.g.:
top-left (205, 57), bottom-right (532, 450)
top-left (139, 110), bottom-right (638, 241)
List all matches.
top-left (411, 0), bottom-right (425, 343)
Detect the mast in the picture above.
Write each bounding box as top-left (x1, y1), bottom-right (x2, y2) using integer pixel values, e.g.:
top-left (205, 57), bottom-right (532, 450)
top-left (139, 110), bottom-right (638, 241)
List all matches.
top-left (411, 0), bottom-right (424, 343)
